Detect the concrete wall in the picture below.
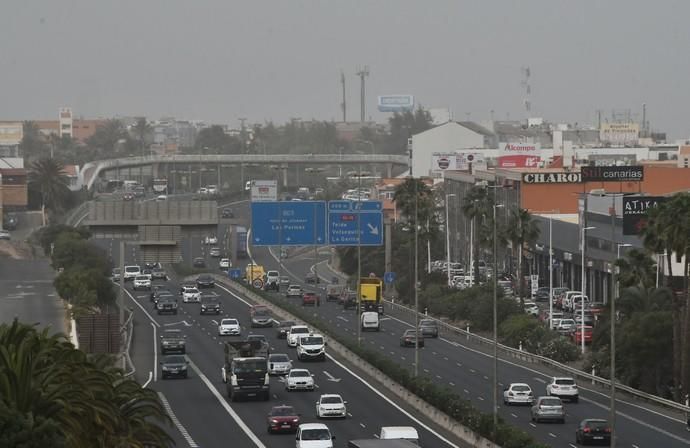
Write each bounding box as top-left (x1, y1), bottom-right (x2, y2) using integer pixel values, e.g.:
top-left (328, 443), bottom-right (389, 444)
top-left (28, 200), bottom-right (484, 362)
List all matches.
top-left (86, 200), bottom-right (219, 226)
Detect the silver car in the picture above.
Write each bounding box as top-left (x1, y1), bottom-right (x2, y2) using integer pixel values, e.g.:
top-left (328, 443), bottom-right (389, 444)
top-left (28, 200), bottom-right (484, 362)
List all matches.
top-left (268, 353), bottom-right (292, 375)
top-left (531, 396), bottom-right (565, 423)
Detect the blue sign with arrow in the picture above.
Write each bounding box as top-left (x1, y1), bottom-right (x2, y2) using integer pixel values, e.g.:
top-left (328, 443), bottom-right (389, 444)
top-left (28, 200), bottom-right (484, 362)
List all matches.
top-left (384, 271), bottom-right (396, 284)
top-left (328, 200), bottom-right (384, 246)
top-left (251, 201), bottom-right (327, 246)
top-left (229, 268), bottom-right (242, 279)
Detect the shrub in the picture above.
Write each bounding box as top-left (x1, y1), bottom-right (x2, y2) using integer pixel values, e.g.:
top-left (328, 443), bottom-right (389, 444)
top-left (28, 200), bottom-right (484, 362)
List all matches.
top-left (538, 337), bottom-right (580, 363)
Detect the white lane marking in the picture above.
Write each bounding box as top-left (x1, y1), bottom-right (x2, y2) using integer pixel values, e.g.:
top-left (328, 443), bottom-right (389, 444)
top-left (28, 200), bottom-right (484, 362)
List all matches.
top-left (151, 322), bottom-right (158, 382)
top-left (533, 377), bottom-right (546, 384)
top-left (120, 285), bottom-right (161, 327)
top-left (449, 382), bottom-right (455, 386)
top-left (477, 396), bottom-right (484, 401)
top-left (510, 413), bottom-right (518, 418)
top-left (360, 422), bottom-right (366, 428)
top-left (569, 444), bottom-right (577, 448)
top-left (187, 358), bottom-right (266, 447)
top-left (548, 432), bottom-right (557, 438)
top-left (529, 423), bottom-right (537, 428)
top-left (158, 392), bottom-right (200, 448)
top-left (387, 308), bottom-right (689, 427)
top-left (142, 371), bottom-right (153, 388)
top-left (336, 316), bottom-right (349, 322)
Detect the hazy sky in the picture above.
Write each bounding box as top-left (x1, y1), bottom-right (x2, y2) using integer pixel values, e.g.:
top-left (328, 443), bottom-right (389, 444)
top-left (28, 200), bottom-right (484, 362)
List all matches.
top-left (2, 1), bottom-right (690, 138)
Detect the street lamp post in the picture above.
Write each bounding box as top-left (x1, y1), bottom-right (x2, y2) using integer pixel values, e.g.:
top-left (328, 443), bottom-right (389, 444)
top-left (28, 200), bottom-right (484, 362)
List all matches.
top-left (492, 202), bottom-right (504, 437)
top-left (611, 242), bottom-right (631, 448)
top-left (445, 193), bottom-right (457, 286)
top-left (581, 226), bottom-right (596, 354)
top-left (548, 215), bottom-right (553, 330)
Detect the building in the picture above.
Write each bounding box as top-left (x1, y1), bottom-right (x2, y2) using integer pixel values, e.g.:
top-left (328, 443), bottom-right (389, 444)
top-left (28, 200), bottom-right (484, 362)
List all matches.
top-left (0, 122), bottom-right (23, 157)
top-left (0, 168), bottom-right (28, 211)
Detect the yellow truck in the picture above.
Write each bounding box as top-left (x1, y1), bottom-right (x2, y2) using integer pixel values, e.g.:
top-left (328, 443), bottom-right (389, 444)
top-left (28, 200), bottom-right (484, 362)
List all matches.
top-left (358, 277), bottom-right (383, 315)
top-left (245, 264), bottom-right (266, 289)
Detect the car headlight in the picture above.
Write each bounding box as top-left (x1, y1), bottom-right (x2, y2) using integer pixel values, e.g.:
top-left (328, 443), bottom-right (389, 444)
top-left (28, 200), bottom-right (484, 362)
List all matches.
top-left (292, 418), bottom-right (299, 422)
top-left (270, 419), bottom-right (279, 424)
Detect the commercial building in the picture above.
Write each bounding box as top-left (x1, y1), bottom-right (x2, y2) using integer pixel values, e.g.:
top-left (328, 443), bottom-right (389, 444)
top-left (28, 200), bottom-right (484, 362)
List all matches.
top-left (0, 122), bottom-right (23, 157)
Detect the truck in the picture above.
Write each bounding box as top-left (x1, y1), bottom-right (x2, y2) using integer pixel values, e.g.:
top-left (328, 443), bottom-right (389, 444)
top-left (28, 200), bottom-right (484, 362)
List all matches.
top-left (221, 340), bottom-right (270, 401)
top-left (235, 226), bottom-right (248, 259)
top-left (245, 263), bottom-right (266, 289)
top-left (359, 277), bottom-right (384, 315)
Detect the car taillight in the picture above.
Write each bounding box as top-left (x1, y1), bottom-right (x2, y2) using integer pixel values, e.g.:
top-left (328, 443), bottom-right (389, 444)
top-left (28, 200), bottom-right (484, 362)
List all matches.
top-left (583, 427), bottom-right (591, 433)
top-left (605, 428), bottom-right (611, 433)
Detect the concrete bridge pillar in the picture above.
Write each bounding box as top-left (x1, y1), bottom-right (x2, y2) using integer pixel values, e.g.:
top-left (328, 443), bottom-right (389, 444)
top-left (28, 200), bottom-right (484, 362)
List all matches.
top-left (281, 166), bottom-right (288, 188)
top-left (386, 163), bottom-right (393, 179)
top-left (152, 162), bottom-right (161, 180)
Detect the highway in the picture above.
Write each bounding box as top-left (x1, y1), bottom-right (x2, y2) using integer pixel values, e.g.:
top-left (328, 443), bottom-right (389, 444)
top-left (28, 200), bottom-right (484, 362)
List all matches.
top-left (247, 243), bottom-right (690, 447)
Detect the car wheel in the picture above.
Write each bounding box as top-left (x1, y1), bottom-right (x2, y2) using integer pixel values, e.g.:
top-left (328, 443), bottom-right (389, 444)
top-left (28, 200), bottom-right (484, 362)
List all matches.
top-left (572, 396), bottom-right (579, 403)
top-left (183, 372), bottom-right (188, 379)
top-left (267, 426), bottom-right (272, 434)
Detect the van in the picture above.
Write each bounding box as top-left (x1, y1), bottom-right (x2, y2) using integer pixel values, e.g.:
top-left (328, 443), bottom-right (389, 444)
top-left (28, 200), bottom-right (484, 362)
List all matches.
top-left (561, 291), bottom-right (583, 311)
top-left (379, 426), bottom-right (419, 444)
top-left (361, 311), bottom-right (380, 331)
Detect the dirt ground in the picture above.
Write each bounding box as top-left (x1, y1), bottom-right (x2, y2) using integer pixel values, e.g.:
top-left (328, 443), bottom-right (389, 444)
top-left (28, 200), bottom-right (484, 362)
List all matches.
top-left (0, 240), bottom-right (35, 260)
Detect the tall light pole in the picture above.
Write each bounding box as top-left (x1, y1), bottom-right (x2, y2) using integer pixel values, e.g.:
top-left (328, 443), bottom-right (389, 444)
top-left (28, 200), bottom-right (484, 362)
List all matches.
top-left (492, 201), bottom-right (504, 437)
top-left (445, 193), bottom-right (457, 286)
top-left (581, 226), bottom-right (596, 354)
top-left (414, 177), bottom-right (420, 377)
top-left (611, 242), bottom-right (631, 448)
top-left (548, 215), bottom-right (553, 330)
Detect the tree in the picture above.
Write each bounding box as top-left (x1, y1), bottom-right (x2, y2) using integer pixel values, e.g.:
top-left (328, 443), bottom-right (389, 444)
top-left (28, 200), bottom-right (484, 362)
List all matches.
top-left (19, 121), bottom-right (48, 162)
top-left (384, 106), bottom-right (433, 154)
top-left (86, 119), bottom-right (129, 154)
top-left (131, 117), bottom-right (153, 157)
top-left (614, 248), bottom-right (657, 290)
top-left (505, 208), bottom-right (540, 305)
top-left (462, 185), bottom-right (493, 280)
top-left (27, 158), bottom-right (71, 223)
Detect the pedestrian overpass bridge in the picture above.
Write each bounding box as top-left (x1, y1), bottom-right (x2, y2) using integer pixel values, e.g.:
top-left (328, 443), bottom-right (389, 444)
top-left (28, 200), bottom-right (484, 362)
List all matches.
top-left (80, 153), bottom-right (409, 190)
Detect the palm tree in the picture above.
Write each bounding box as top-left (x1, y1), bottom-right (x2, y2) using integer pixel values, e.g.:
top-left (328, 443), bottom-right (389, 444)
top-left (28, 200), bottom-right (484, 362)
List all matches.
top-left (505, 208), bottom-right (541, 305)
top-left (131, 118), bottom-right (152, 157)
top-left (614, 248), bottom-right (656, 290)
top-left (28, 158), bottom-right (70, 224)
top-left (462, 186), bottom-right (493, 280)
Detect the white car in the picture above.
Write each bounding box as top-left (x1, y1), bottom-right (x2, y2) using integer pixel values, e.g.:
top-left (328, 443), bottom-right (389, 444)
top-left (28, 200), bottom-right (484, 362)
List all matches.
top-left (286, 285), bottom-right (303, 298)
top-left (219, 258), bottom-right (231, 269)
top-left (266, 270), bottom-right (280, 286)
top-left (295, 423), bottom-right (333, 448)
top-left (285, 368), bottom-right (315, 391)
top-left (555, 318), bottom-right (576, 333)
top-left (205, 235), bottom-right (218, 245)
top-left (524, 303), bottom-right (540, 317)
top-left (218, 318), bottom-right (241, 336)
top-left (503, 383), bottom-right (535, 405)
top-left (315, 394), bottom-right (347, 418)
top-left (123, 265), bottom-right (141, 281)
top-left (546, 377), bottom-right (579, 402)
top-left (133, 274), bottom-right (152, 290)
top-left (268, 353), bottom-right (292, 375)
top-left (156, 194), bottom-right (167, 201)
top-left (0, 230), bottom-right (10, 240)
top-left (206, 185), bottom-right (218, 194)
top-left (297, 334), bottom-right (326, 361)
top-left (287, 325), bottom-right (310, 347)
top-left (182, 287), bottom-right (201, 303)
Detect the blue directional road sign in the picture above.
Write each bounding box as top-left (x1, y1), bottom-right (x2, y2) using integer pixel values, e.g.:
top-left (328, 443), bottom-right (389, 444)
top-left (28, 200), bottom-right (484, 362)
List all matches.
top-left (328, 200), bottom-right (384, 246)
top-left (384, 272), bottom-right (396, 284)
top-left (251, 201), bottom-right (327, 246)
top-left (229, 268), bottom-right (242, 280)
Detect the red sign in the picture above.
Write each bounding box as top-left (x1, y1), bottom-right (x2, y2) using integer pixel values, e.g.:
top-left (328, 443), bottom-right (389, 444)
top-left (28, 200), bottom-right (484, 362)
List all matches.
top-left (498, 155), bottom-right (541, 168)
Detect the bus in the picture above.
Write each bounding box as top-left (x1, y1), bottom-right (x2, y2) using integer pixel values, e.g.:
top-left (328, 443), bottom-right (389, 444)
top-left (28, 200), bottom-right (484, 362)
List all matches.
top-left (153, 178), bottom-right (168, 194)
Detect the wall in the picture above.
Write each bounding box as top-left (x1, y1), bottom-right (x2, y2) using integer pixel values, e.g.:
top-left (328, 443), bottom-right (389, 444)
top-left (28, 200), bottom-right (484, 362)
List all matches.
top-left (411, 122), bottom-right (485, 177)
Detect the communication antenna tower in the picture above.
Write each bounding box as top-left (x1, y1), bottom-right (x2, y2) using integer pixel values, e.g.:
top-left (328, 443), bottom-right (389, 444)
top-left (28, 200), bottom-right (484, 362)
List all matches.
top-left (521, 66), bottom-right (532, 119)
top-left (356, 65), bottom-right (370, 122)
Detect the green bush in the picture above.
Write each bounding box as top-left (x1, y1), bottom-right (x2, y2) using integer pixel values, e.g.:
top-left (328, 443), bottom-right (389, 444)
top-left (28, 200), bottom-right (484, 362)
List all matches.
top-left (538, 337), bottom-right (580, 363)
top-left (232, 279), bottom-right (548, 448)
top-left (499, 314), bottom-right (551, 352)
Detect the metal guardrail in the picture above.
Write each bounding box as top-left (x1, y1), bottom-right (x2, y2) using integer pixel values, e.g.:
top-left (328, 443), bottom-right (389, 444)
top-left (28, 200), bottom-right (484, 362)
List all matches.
top-left (81, 153), bottom-right (410, 189)
top-left (384, 299), bottom-right (690, 415)
top-left (122, 308), bottom-right (135, 377)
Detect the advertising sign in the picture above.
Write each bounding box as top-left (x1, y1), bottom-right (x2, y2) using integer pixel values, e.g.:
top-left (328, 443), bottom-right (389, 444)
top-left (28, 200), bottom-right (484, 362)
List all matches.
top-left (431, 152), bottom-right (485, 172)
top-left (581, 165), bottom-right (644, 182)
top-left (498, 155), bottom-right (541, 168)
top-left (521, 172), bottom-right (581, 184)
top-left (0, 122), bottom-right (23, 146)
top-left (501, 142), bottom-right (540, 155)
top-left (377, 95), bottom-right (414, 112)
top-left (600, 123), bottom-right (639, 145)
top-left (622, 196), bottom-right (665, 235)
top-left (250, 180), bottom-right (278, 202)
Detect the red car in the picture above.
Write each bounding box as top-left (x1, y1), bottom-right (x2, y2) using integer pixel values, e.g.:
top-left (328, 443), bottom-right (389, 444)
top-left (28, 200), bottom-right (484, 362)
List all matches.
top-left (571, 326), bottom-right (593, 345)
top-left (267, 405), bottom-right (300, 433)
top-left (302, 292), bottom-right (320, 307)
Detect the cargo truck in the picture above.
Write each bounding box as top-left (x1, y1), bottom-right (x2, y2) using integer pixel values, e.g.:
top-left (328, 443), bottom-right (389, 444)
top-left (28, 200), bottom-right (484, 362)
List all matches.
top-left (359, 277), bottom-right (384, 315)
top-left (221, 340), bottom-right (270, 401)
top-left (235, 225), bottom-right (248, 258)
top-left (245, 263), bottom-right (266, 289)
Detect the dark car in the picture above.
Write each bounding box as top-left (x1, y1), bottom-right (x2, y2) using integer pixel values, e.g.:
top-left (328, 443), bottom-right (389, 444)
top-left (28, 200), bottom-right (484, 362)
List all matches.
top-left (418, 319), bottom-right (439, 338)
top-left (400, 329), bottom-right (425, 347)
top-left (160, 329), bottom-right (186, 354)
top-left (276, 320), bottom-right (296, 339)
top-left (200, 293), bottom-right (221, 315)
top-left (193, 257), bottom-right (206, 268)
top-left (302, 292), bottom-right (320, 307)
top-left (151, 285), bottom-right (173, 302)
top-left (156, 296), bottom-right (179, 315)
top-left (305, 272), bottom-right (320, 284)
top-left (246, 334), bottom-right (268, 345)
top-left (196, 274), bottom-right (215, 288)
top-left (535, 287), bottom-right (550, 302)
top-left (575, 419), bottom-right (611, 445)
top-left (341, 292), bottom-right (357, 310)
top-left (3, 213), bottom-right (18, 230)
top-left (160, 354), bottom-right (189, 379)
top-left (266, 405), bottom-right (300, 433)
top-left (222, 208), bottom-right (234, 219)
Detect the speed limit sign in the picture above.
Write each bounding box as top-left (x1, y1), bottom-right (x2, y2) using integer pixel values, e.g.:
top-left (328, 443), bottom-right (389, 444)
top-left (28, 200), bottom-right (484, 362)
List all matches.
top-left (252, 278), bottom-right (264, 289)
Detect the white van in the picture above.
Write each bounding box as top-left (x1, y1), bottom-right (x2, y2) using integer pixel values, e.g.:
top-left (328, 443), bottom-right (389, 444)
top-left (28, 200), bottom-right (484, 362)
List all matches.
top-left (379, 426), bottom-right (419, 444)
top-left (361, 311), bottom-right (380, 331)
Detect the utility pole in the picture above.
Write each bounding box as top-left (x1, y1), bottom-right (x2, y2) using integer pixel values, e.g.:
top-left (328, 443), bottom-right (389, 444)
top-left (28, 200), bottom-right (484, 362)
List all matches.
top-left (340, 70), bottom-right (347, 123)
top-left (356, 65), bottom-right (369, 123)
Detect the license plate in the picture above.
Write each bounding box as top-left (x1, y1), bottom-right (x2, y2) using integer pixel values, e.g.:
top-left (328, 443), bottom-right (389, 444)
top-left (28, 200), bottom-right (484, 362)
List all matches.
top-left (281, 424), bottom-right (290, 428)
top-left (593, 437), bottom-right (603, 440)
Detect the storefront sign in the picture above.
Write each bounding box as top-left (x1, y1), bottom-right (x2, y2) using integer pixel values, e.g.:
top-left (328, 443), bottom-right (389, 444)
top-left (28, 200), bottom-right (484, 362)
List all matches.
top-left (498, 155), bottom-right (541, 168)
top-left (581, 165), bottom-right (644, 182)
top-left (521, 172), bottom-right (581, 184)
top-left (622, 195), bottom-right (665, 235)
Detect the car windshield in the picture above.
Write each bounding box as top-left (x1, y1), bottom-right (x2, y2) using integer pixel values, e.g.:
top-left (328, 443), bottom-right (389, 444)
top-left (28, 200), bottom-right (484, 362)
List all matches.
top-left (320, 396), bottom-right (342, 404)
top-left (233, 360), bottom-right (267, 373)
top-left (301, 429), bottom-right (331, 441)
top-left (540, 398), bottom-right (562, 406)
top-left (267, 271), bottom-right (278, 276)
top-left (163, 330), bottom-right (182, 338)
top-left (555, 379), bottom-right (575, 385)
top-left (512, 385), bottom-right (530, 392)
top-left (290, 370), bottom-right (310, 378)
top-left (586, 420), bottom-right (609, 429)
top-left (202, 296), bottom-right (218, 303)
top-left (404, 330), bottom-right (417, 336)
top-left (420, 319), bottom-right (435, 326)
top-left (164, 355), bottom-right (185, 364)
top-left (135, 275), bottom-right (148, 280)
top-left (199, 275), bottom-right (211, 281)
top-left (291, 328), bottom-right (309, 334)
top-left (125, 267), bottom-right (139, 273)
top-left (270, 406), bottom-right (295, 416)
top-left (254, 309), bottom-right (269, 316)
top-left (221, 319), bottom-right (238, 326)
top-left (270, 354), bottom-right (290, 362)
top-left (185, 288), bottom-right (199, 293)
top-left (300, 337), bottom-right (323, 345)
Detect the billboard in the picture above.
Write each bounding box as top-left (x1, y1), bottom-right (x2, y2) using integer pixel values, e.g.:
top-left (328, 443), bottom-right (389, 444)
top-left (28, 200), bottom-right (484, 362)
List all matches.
top-left (581, 165), bottom-right (644, 182)
top-left (500, 142), bottom-right (540, 155)
top-left (497, 155), bottom-right (541, 168)
top-left (521, 172), bottom-right (581, 184)
top-left (600, 123), bottom-right (639, 145)
top-left (622, 196), bottom-right (665, 235)
top-left (0, 122), bottom-right (23, 146)
top-left (431, 152), bottom-right (485, 172)
top-left (250, 180), bottom-right (278, 202)
top-left (377, 95), bottom-right (414, 112)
